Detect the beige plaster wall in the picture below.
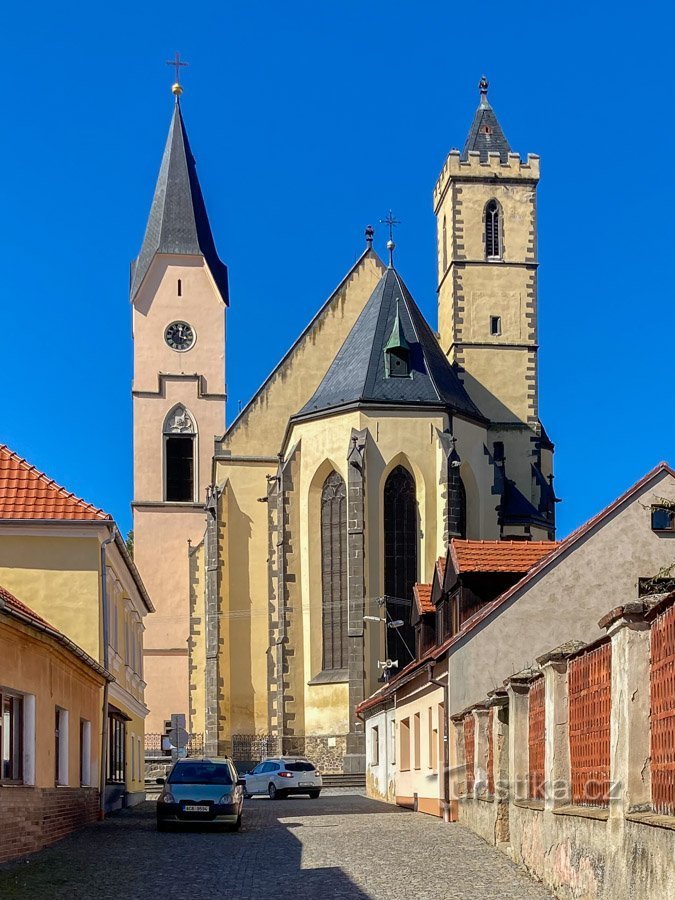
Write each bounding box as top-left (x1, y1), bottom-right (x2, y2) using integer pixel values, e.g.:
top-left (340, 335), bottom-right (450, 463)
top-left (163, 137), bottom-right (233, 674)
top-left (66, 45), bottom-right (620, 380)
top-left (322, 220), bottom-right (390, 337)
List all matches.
top-left (0, 615), bottom-right (104, 789)
top-left (446, 470), bottom-right (675, 716)
top-left (0, 534), bottom-right (101, 661)
top-left (394, 671), bottom-right (444, 814)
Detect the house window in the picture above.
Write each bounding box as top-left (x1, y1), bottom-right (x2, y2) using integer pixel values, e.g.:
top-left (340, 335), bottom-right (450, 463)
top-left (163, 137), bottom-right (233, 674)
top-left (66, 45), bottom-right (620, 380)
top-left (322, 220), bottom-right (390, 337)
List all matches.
top-left (108, 714), bottom-right (126, 784)
top-left (371, 726), bottom-right (379, 766)
top-left (1, 692), bottom-right (23, 783)
top-left (80, 719), bottom-right (92, 786)
top-left (485, 199), bottom-right (501, 259)
top-left (651, 506), bottom-right (675, 532)
top-left (55, 707), bottom-right (69, 786)
top-left (413, 712), bottom-right (421, 770)
top-left (399, 718), bottom-right (411, 771)
top-left (391, 719), bottom-right (396, 765)
top-left (321, 470), bottom-right (348, 671)
top-left (428, 706), bottom-right (437, 770)
top-left (490, 315), bottom-right (502, 336)
top-left (164, 406), bottom-right (196, 502)
top-left (384, 466), bottom-right (417, 665)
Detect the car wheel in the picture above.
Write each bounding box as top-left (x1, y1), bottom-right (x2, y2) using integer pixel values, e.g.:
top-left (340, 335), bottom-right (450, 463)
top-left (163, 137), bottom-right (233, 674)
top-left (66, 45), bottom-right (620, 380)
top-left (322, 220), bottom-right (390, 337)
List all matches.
top-left (229, 812), bottom-right (242, 832)
top-left (309, 791), bottom-right (321, 799)
top-left (268, 782), bottom-right (278, 800)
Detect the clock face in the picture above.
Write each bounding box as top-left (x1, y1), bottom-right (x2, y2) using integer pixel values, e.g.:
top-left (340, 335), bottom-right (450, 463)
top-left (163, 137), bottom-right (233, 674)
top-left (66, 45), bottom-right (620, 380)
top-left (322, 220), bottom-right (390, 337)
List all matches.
top-left (165, 321), bottom-right (195, 352)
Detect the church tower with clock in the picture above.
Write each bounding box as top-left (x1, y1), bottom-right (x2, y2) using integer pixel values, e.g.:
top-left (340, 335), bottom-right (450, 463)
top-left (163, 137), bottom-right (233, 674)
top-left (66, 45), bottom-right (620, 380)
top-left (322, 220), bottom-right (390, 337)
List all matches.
top-left (131, 82), bottom-right (228, 732)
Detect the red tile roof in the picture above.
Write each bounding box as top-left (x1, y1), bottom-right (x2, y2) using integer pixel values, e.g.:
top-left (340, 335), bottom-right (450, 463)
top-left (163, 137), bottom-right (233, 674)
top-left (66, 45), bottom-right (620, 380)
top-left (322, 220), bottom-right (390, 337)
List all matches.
top-left (0, 584), bottom-right (53, 629)
top-left (436, 556), bottom-right (446, 583)
top-left (0, 445), bottom-right (110, 521)
top-left (450, 540), bottom-right (558, 574)
top-left (413, 583), bottom-right (434, 615)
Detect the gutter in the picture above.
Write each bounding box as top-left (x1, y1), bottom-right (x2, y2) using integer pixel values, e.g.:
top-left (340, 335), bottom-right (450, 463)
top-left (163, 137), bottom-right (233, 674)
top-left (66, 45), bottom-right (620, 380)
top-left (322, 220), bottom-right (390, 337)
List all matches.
top-left (427, 663), bottom-right (451, 823)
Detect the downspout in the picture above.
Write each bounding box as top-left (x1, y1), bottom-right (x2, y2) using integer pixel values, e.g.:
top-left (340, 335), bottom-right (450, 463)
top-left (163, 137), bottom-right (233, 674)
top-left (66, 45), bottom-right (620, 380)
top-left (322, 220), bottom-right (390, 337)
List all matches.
top-left (99, 528), bottom-right (115, 818)
top-left (428, 663), bottom-right (450, 822)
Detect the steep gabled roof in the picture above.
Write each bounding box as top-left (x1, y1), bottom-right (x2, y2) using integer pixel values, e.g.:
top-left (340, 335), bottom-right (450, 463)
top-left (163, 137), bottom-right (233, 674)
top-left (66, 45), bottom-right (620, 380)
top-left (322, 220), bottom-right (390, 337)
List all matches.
top-left (0, 445), bottom-right (111, 521)
top-left (131, 99), bottom-right (229, 303)
top-left (461, 78), bottom-right (511, 163)
top-left (413, 583), bottom-right (434, 615)
top-left (296, 266), bottom-right (484, 421)
top-left (450, 540), bottom-right (558, 574)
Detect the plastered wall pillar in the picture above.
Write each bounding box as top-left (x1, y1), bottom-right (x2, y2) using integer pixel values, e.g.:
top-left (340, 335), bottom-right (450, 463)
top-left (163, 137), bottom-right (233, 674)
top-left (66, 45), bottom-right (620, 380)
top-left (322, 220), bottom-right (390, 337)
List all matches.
top-left (539, 657), bottom-right (571, 811)
top-left (505, 679), bottom-right (530, 803)
top-left (473, 707), bottom-right (490, 798)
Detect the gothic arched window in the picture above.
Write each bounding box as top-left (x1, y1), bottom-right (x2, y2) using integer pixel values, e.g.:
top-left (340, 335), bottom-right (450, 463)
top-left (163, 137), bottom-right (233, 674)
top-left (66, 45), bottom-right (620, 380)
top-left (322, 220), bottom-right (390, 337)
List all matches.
top-left (383, 465), bottom-right (417, 664)
top-left (485, 199), bottom-right (501, 260)
top-left (321, 470), bottom-right (348, 671)
top-left (458, 476), bottom-right (467, 540)
top-left (164, 406), bottom-right (196, 502)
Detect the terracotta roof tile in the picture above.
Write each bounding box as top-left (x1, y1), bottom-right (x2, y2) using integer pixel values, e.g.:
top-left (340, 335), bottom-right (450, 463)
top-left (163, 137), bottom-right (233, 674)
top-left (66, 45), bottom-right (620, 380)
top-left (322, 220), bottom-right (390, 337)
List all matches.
top-left (0, 584), bottom-right (55, 630)
top-left (436, 556), bottom-right (446, 582)
top-left (450, 540), bottom-right (558, 574)
top-left (413, 583), bottom-right (434, 615)
top-left (0, 445), bottom-right (110, 521)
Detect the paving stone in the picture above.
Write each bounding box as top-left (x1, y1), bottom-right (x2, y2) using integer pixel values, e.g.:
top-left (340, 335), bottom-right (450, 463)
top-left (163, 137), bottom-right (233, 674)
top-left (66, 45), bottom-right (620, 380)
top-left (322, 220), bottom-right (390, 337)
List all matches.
top-left (0, 789), bottom-right (553, 899)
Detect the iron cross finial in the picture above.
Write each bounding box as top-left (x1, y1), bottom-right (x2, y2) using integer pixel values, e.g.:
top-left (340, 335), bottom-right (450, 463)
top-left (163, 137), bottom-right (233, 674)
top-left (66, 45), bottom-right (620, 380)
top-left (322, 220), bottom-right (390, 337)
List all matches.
top-left (167, 52), bottom-right (189, 96)
top-left (380, 210), bottom-right (400, 267)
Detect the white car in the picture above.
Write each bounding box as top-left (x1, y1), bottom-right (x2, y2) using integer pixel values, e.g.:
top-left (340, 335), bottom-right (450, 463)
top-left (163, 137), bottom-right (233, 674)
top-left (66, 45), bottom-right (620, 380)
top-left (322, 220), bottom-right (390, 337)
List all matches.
top-left (243, 756), bottom-right (322, 800)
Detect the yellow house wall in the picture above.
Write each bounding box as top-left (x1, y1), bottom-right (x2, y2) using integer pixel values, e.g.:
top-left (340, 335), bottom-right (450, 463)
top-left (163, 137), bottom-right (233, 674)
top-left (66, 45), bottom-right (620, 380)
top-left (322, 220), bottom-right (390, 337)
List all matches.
top-left (188, 539), bottom-right (206, 738)
top-left (0, 534), bottom-right (101, 662)
top-left (0, 615), bottom-right (104, 789)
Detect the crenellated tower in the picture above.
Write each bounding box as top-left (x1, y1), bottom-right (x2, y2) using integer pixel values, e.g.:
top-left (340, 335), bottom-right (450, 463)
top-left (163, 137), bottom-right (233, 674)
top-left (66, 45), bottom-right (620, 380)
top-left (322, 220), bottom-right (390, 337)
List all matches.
top-left (434, 78), bottom-right (555, 540)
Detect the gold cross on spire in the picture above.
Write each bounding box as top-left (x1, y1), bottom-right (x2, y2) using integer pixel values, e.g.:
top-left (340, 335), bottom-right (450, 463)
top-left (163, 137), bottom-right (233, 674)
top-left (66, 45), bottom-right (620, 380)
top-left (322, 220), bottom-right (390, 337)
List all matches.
top-left (167, 52), bottom-right (189, 96)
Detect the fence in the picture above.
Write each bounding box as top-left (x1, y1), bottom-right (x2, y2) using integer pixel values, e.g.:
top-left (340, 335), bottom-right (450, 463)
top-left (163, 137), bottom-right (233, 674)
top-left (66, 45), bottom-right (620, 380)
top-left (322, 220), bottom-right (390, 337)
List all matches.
top-left (568, 640), bottom-right (611, 807)
top-left (144, 733), bottom-right (204, 756)
top-left (527, 677), bottom-right (545, 800)
top-left (651, 602), bottom-right (675, 816)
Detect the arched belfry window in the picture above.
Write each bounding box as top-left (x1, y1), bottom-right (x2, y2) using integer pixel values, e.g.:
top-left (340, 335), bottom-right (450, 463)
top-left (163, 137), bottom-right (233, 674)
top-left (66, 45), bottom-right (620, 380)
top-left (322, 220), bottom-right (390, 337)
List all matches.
top-left (485, 199), bottom-right (501, 260)
top-left (321, 470), bottom-right (348, 671)
top-left (164, 406), bottom-right (196, 502)
top-left (383, 465), bottom-right (417, 664)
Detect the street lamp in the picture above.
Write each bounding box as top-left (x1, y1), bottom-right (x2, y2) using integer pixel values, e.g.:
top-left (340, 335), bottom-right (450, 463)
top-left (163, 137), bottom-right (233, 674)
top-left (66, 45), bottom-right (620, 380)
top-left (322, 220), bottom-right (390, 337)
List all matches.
top-left (363, 616), bottom-right (404, 628)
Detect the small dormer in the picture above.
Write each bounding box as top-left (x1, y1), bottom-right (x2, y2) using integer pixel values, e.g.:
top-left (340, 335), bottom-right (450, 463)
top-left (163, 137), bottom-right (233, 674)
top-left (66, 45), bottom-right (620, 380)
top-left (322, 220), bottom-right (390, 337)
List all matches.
top-left (384, 300), bottom-right (411, 377)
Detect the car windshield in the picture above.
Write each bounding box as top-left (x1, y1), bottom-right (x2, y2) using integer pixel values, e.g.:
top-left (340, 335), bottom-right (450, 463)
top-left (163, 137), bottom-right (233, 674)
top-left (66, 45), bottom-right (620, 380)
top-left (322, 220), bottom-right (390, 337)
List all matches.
top-left (284, 762), bottom-right (315, 772)
top-left (168, 762), bottom-right (233, 785)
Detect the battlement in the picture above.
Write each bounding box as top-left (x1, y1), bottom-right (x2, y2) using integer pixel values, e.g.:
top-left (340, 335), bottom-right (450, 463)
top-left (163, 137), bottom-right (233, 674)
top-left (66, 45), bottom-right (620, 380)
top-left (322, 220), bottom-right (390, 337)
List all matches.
top-left (434, 150), bottom-right (540, 210)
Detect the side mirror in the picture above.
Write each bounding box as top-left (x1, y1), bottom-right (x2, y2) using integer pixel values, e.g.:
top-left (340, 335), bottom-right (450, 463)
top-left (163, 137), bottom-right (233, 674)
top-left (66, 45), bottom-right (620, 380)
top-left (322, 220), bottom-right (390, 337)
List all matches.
top-left (236, 778), bottom-right (246, 787)
top-left (156, 777), bottom-right (166, 785)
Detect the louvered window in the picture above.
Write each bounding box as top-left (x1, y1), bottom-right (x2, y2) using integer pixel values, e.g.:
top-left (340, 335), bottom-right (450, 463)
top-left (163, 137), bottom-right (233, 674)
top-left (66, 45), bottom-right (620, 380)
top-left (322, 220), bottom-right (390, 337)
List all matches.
top-left (485, 200), bottom-right (501, 260)
top-left (384, 466), bottom-right (417, 665)
top-left (321, 470), bottom-right (348, 670)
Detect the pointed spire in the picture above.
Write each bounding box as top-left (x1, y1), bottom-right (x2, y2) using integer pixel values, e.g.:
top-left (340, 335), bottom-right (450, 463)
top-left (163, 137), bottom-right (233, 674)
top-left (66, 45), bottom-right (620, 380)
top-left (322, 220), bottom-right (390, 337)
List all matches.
top-left (384, 299), bottom-right (410, 352)
top-left (461, 76), bottom-right (511, 163)
top-left (130, 94), bottom-right (229, 303)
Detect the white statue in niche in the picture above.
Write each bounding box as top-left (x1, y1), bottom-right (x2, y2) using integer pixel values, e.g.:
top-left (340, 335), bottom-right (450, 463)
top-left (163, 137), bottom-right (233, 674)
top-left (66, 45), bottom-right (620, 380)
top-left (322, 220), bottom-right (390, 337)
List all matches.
top-left (165, 406), bottom-right (194, 434)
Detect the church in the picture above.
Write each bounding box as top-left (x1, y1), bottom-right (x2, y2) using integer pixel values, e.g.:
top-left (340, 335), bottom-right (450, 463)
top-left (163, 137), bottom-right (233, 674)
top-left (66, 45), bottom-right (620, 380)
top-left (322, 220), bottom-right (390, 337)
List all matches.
top-left (131, 76), bottom-right (556, 773)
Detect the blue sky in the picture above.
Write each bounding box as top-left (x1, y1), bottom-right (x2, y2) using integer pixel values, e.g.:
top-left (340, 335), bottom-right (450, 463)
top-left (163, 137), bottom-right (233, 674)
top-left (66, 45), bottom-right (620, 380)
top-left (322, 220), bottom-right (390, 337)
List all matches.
top-left (3, 2), bottom-right (672, 538)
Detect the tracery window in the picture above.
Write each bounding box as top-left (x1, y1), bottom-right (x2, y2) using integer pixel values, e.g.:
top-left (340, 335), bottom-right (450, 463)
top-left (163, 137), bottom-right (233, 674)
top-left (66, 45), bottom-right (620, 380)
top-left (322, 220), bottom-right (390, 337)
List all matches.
top-left (485, 199), bottom-right (501, 260)
top-left (164, 406), bottom-right (196, 502)
top-left (321, 470), bottom-right (348, 671)
top-left (384, 465), bottom-right (418, 665)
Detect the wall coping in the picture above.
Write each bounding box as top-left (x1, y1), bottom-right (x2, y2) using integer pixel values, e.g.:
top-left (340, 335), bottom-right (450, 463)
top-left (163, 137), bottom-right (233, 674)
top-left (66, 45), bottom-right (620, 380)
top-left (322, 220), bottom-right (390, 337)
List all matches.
top-left (552, 805), bottom-right (609, 822)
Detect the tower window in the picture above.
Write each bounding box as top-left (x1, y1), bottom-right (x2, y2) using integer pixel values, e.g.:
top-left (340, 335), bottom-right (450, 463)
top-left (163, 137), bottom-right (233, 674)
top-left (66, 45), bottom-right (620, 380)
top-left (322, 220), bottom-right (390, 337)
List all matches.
top-left (490, 315), bottom-right (502, 336)
top-left (177, 279), bottom-right (182, 297)
top-left (164, 406), bottom-right (196, 502)
top-left (485, 199), bottom-right (501, 260)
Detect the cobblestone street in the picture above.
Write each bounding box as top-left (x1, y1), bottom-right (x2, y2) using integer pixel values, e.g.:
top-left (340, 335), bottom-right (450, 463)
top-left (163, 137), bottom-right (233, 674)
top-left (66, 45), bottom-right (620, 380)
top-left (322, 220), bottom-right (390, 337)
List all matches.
top-left (0, 790), bottom-right (552, 899)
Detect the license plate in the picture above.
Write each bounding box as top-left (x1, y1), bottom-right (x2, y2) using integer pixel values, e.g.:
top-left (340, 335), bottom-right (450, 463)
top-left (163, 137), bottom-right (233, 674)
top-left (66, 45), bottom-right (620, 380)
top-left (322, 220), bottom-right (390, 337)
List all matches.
top-left (183, 804), bottom-right (209, 812)
top-left (299, 782), bottom-right (314, 787)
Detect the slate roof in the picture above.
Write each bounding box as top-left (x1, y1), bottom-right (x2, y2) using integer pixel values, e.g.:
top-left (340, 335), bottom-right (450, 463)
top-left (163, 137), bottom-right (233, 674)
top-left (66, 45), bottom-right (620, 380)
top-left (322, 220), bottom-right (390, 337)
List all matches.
top-left (461, 82), bottom-right (511, 163)
top-left (413, 583), bottom-right (434, 615)
top-left (130, 99), bottom-right (229, 303)
top-left (0, 445), bottom-right (111, 521)
top-left (449, 539), bottom-right (558, 574)
top-left (297, 267), bottom-right (484, 421)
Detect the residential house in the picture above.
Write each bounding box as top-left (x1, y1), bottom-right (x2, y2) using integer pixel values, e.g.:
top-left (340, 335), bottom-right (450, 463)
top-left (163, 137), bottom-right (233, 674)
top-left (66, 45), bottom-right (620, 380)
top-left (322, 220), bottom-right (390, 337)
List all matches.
top-left (0, 585), bottom-right (110, 862)
top-left (0, 444), bottom-right (153, 809)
